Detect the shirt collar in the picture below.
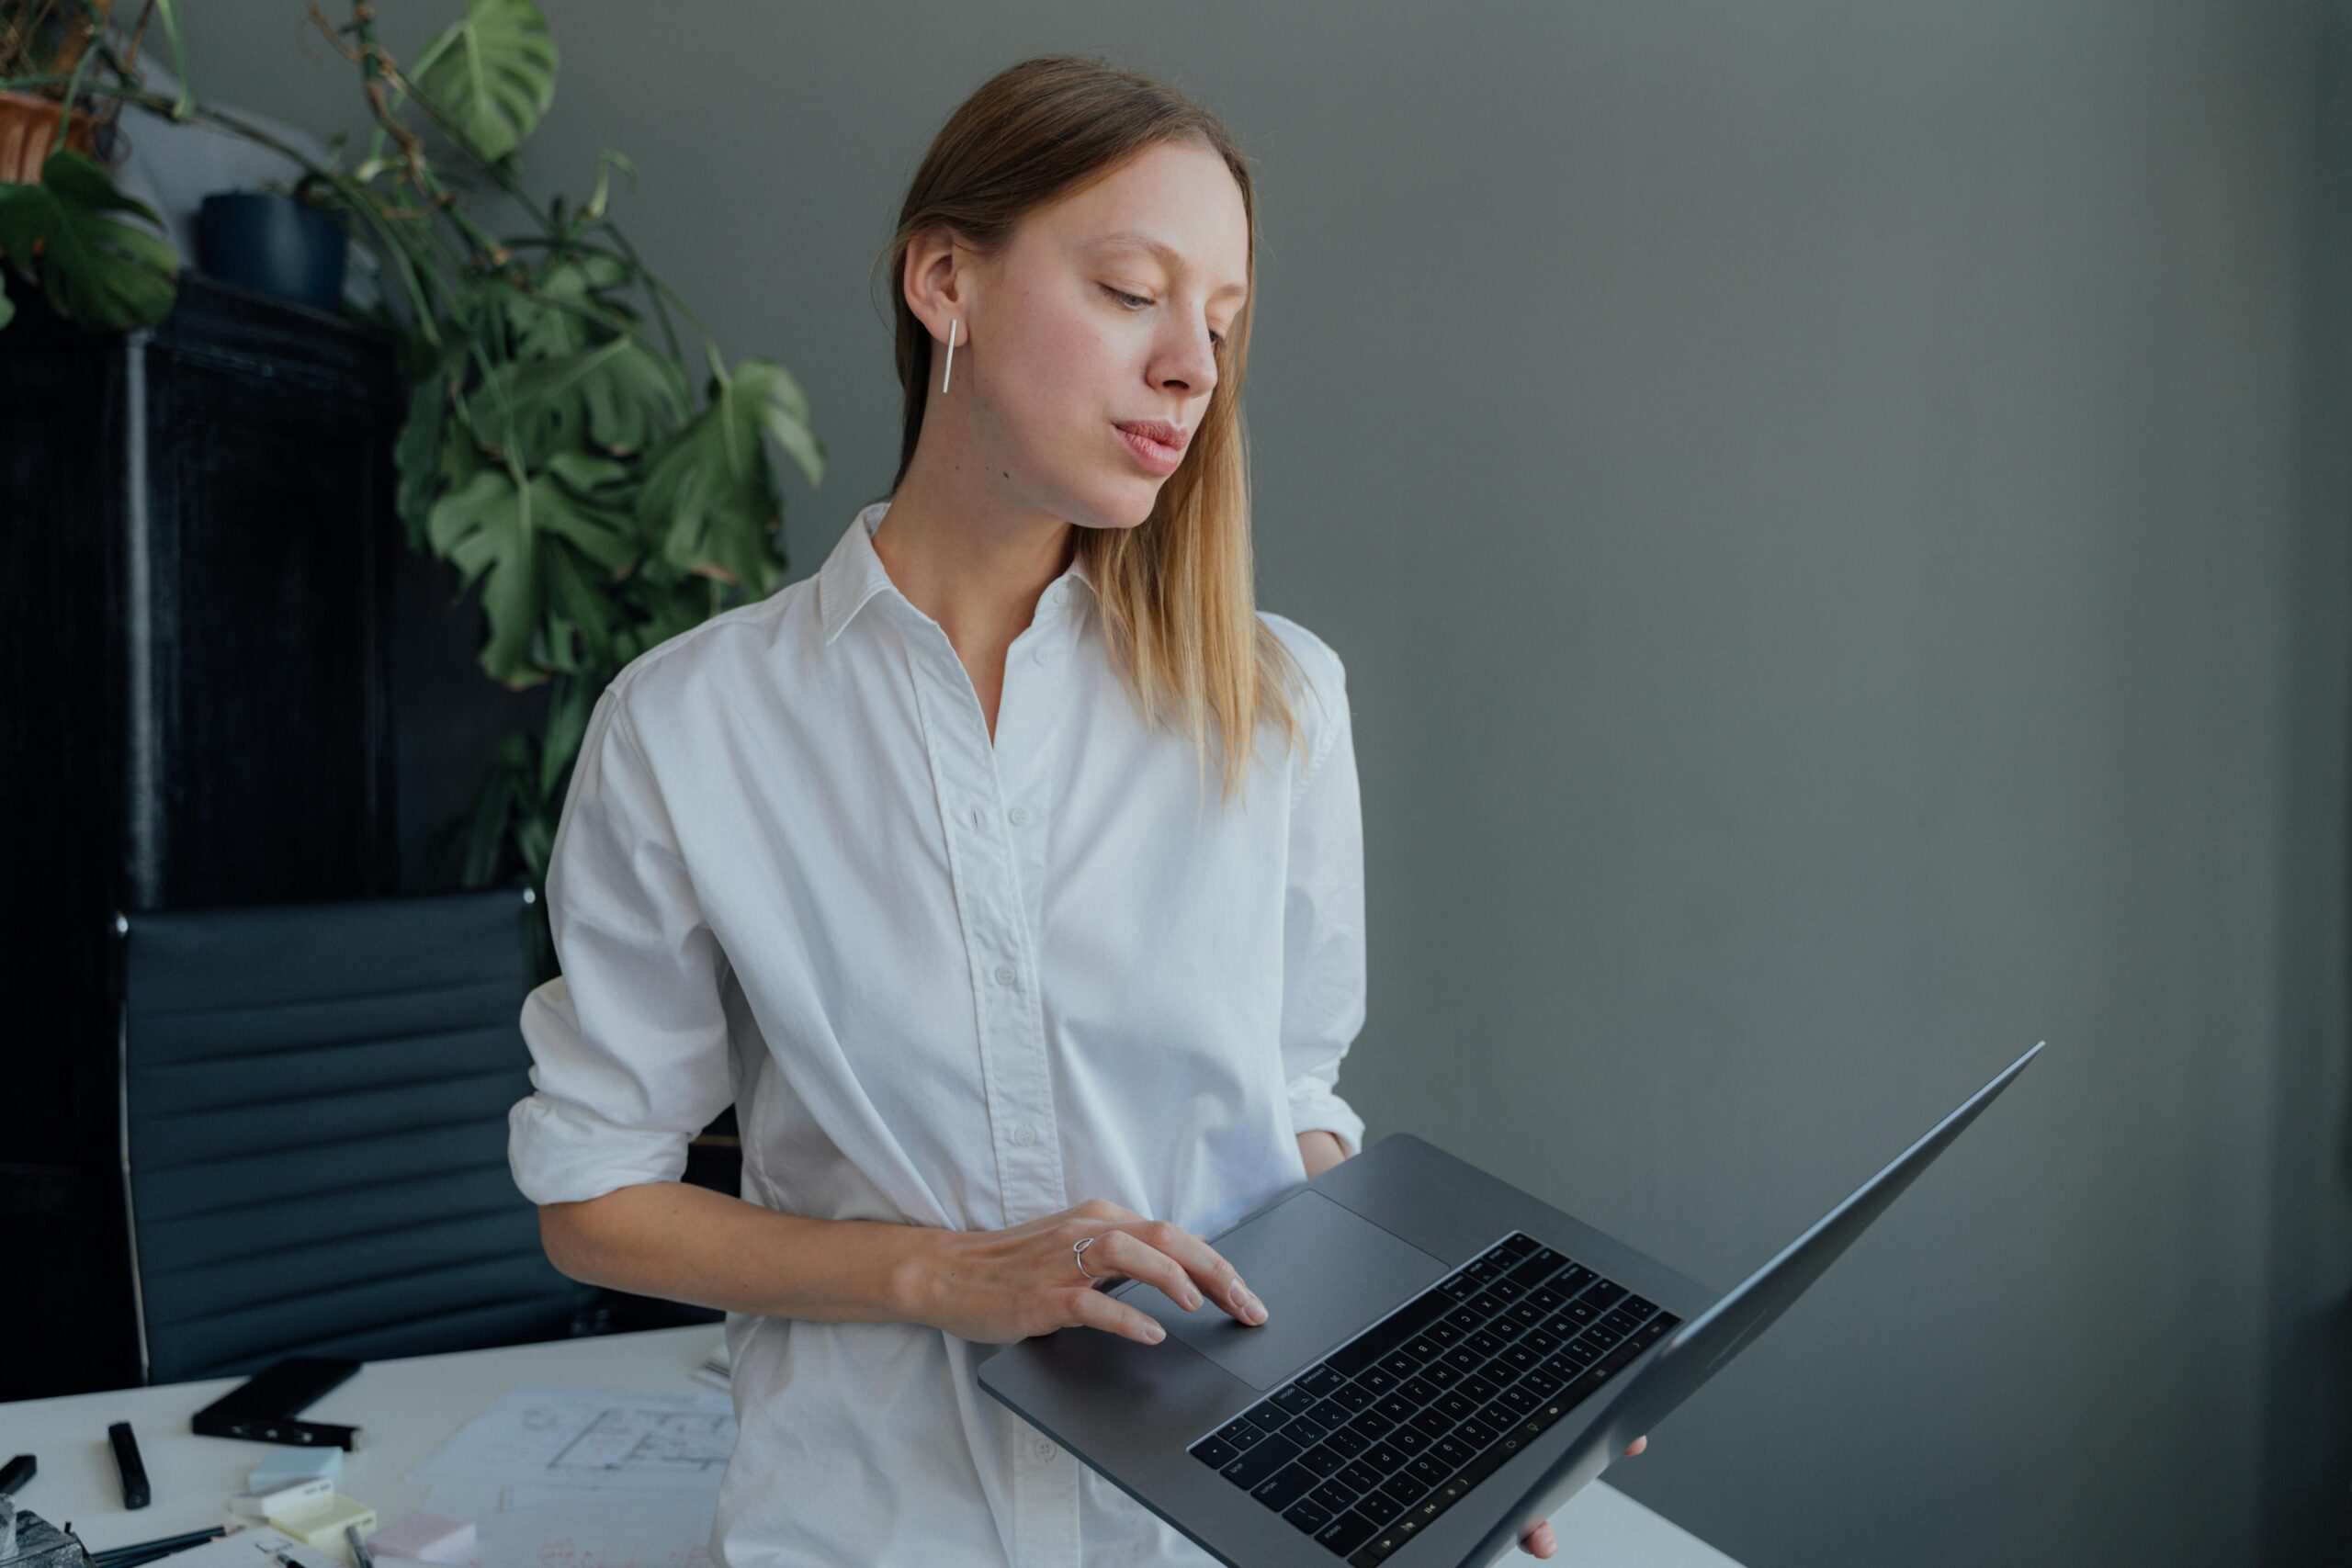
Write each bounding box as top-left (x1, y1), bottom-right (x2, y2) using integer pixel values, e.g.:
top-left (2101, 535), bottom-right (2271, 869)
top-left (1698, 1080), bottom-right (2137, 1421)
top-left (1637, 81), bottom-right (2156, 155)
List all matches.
top-left (818, 500), bottom-right (1098, 647)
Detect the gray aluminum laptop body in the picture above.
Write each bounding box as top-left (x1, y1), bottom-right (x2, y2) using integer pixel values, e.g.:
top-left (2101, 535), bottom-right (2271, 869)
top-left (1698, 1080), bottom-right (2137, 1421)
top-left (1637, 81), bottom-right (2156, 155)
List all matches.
top-left (977, 1041), bottom-right (2045, 1567)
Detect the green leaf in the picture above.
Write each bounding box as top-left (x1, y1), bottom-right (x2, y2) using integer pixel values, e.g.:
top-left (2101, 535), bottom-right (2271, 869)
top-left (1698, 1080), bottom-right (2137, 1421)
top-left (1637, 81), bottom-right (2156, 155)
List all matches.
top-left (498, 251), bottom-right (629, 359)
top-left (0, 150), bottom-right (179, 331)
top-left (633, 355), bottom-right (823, 592)
top-left (395, 367), bottom-right (448, 551)
top-left (518, 333), bottom-right (688, 455)
top-left (426, 466), bottom-right (641, 686)
top-left (464, 355), bottom-right (582, 469)
top-left (411, 0), bottom-right (560, 164)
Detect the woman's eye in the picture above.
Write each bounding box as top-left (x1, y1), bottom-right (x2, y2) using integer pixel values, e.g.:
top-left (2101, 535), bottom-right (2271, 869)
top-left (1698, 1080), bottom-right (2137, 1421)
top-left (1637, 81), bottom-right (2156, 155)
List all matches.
top-left (1102, 284), bottom-right (1227, 352)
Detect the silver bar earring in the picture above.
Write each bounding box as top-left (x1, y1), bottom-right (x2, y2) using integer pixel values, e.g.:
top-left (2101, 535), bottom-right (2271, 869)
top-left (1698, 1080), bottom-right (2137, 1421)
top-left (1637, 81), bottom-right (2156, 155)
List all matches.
top-left (942, 317), bottom-right (958, 394)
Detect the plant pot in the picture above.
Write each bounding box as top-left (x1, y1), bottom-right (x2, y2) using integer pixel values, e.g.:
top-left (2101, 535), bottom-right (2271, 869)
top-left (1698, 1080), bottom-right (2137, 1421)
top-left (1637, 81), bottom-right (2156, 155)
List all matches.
top-left (0, 89), bottom-right (100, 186)
top-left (198, 190), bottom-right (349, 312)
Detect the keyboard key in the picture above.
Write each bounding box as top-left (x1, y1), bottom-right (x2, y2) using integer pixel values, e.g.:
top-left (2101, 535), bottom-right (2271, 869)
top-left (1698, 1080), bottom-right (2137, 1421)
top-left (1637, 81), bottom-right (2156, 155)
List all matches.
top-left (1326, 1291), bottom-right (1453, 1378)
top-left (1458, 1371), bottom-right (1503, 1404)
top-left (1421, 1359), bottom-right (1464, 1388)
top-left (1251, 1461), bottom-right (1317, 1511)
top-left (1271, 1382), bottom-right (1320, 1416)
top-left (1508, 1246), bottom-right (1567, 1285)
top-left (1286, 1413), bottom-right (1332, 1448)
top-left (1337, 1460), bottom-right (1386, 1495)
top-left (1497, 1232), bottom-right (1540, 1259)
top-left (1245, 1398), bottom-right (1293, 1430)
top-left (1311, 1478), bottom-right (1361, 1512)
top-left (1283, 1495), bottom-right (1334, 1535)
top-left (1581, 1280), bottom-right (1627, 1312)
top-left (1295, 1442), bottom-right (1347, 1478)
top-left (1323, 1426), bottom-right (1370, 1459)
top-left (1300, 1364), bottom-right (1349, 1397)
top-left (1189, 1435), bottom-right (1238, 1471)
top-left (1363, 1438), bottom-right (1408, 1473)
top-left (1316, 1509), bottom-right (1377, 1555)
top-left (1219, 1432), bottom-right (1300, 1490)
top-left (1602, 1307), bottom-right (1646, 1337)
top-left (1455, 1413), bottom-right (1501, 1450)
top-left (1352, 1486), bottom-right (1403, 1525)
top-left (1329, 1381), bottom-right (1375, 1413)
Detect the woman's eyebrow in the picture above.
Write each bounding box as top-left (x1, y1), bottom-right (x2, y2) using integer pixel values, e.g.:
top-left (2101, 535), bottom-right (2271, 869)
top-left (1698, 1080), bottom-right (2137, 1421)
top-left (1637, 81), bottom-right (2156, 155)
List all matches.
top-left (1080, 230), bottom-right (1249, 301)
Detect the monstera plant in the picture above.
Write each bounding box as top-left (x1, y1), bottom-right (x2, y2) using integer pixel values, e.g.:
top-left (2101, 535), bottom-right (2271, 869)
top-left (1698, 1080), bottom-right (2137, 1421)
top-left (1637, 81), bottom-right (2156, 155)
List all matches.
top-left (0, 0), bottom-right (827, 974)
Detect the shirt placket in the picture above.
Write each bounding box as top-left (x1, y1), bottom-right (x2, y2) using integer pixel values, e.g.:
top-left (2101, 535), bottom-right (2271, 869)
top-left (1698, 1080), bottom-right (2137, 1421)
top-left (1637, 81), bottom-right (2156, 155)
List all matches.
top-left (899, 602), bottom-right (1080, 1568)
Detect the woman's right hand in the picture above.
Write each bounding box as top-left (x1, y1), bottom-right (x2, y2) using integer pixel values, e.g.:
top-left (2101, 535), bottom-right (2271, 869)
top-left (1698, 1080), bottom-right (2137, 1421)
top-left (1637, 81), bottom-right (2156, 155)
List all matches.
top-left (910, 1198), bottom-right (1268, 1346)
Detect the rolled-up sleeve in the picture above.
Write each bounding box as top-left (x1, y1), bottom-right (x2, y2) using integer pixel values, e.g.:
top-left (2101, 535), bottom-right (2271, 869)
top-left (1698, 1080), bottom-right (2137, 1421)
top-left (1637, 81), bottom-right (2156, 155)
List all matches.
top-left (1281, 638), bottom-right (1370, 1160)
top-left (508, 682), bottom-right (737, 1206)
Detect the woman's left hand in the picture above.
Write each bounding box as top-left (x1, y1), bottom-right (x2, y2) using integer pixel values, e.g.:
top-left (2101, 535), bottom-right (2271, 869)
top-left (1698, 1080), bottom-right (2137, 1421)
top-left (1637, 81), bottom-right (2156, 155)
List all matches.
top-left (1514, 1435), bottom-right (1647, 1557)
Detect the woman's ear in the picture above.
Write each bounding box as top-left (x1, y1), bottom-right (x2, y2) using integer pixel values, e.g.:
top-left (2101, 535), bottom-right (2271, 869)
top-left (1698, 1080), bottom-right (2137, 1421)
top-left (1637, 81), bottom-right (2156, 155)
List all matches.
top-left (904, 224), bottom-right (972, 349)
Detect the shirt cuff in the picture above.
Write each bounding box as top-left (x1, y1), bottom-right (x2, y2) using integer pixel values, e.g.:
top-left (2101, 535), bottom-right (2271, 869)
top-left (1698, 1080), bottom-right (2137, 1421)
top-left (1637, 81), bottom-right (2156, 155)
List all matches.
top-left (1288, 1084), bottom-right (1366, 1161)
top-left (508, 1087), bottom-right (695, 1206)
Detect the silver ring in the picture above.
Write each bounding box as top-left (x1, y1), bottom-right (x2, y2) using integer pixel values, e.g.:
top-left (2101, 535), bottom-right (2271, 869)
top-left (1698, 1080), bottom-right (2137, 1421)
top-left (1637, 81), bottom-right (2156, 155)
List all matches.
top-left (1073, 1235), bottom-right (1102, 1280)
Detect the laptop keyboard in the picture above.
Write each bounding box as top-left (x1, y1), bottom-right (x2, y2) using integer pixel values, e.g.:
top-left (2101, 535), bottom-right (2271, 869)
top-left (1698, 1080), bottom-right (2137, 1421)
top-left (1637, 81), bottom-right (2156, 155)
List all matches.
top-left (1184, 1229), bottom-right (1680, 1565)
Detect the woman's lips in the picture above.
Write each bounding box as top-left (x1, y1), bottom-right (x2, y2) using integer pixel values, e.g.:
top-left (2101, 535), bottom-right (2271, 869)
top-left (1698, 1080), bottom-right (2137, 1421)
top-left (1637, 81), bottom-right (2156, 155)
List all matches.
top-left (1115, 422), bottom-right (1182, 474)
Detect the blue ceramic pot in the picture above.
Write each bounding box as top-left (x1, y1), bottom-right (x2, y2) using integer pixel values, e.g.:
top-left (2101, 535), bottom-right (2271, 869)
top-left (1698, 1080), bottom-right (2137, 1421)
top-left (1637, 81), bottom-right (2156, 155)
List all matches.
top-left (197, 190), bottom-right (348, 311)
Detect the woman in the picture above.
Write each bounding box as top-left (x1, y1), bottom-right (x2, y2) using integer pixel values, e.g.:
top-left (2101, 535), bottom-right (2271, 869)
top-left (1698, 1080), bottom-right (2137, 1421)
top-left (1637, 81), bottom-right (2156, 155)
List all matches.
top-left (506, 53), bottom-right (1642, 1566)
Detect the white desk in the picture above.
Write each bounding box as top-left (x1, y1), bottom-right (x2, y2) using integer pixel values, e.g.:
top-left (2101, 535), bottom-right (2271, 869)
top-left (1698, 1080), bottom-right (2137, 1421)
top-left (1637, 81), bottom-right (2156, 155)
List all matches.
top-left (0, 1325), bottom-right (1741, 1565)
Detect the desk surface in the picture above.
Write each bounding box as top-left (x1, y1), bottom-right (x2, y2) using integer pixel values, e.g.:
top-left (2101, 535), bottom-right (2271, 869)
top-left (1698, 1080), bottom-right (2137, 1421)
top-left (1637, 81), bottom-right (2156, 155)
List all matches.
top-left (0, 1325), bottom-right (1741, 1565)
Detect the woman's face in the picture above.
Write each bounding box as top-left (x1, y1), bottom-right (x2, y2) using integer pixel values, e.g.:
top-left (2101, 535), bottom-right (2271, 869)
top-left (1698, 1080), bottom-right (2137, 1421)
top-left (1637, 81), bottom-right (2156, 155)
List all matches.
top-left (926, 139), bottom-right (1250, 531)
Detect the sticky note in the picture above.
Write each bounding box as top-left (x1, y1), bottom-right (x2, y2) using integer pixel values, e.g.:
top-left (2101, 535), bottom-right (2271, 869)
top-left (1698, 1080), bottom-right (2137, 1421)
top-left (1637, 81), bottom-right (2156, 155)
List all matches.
top-left (231, 1476), bottom-right (337, 1518)
top-left (265, 1495), bottom-right (378, 1550)
top-left (249, 1449), bottom-right (344, 1490)
top-left (365, 1515), bottom-right (476, 1564)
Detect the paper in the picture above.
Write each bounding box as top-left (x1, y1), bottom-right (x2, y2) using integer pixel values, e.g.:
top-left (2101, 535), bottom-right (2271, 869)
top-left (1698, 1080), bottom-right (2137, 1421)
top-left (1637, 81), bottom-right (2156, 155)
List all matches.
top-left (435, 1492), bottom-right (717, 1568)
top-left (407, 1387), bottom-right (736, 1492)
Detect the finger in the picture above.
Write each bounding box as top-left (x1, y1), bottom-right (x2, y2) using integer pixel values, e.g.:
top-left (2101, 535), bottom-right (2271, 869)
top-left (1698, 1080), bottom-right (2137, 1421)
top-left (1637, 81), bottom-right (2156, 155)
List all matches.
top-left (1519, 1520), bottom-right (1555, 1557)
top-left (1063, 1277), bottom-right (1168, 1346)
top-left (1623, 1434), bottom-right (1648, 1457)
top-left (1129, 1218), bottom-right (1262, 1324)
top-left (1089, 1226), bottom-right (1216, 1319)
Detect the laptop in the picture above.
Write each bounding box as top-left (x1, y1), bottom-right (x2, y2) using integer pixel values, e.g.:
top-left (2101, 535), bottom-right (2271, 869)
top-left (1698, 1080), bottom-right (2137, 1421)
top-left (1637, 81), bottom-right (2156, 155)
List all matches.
top-left (977, 1039), bottom-right (2045, 1566)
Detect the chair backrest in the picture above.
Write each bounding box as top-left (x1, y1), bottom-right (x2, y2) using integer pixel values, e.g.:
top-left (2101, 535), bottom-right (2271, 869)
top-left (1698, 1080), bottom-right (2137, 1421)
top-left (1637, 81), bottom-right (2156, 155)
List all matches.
top-left (114, 886), bottom-right (589, 1383)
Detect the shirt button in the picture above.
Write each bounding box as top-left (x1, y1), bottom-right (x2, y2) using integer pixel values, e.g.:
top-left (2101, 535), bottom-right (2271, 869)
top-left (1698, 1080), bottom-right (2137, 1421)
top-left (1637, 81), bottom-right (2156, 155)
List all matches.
top-left (1032, 646), bottom-right (1052, 665)
top-left (993, 963), bottom-right (1016, 987)
top-left (1013, 1123), bottom-right (1037, 1146)
top-left (1007, 806), bottom-right (1028, 826)
top-left (1035, 1438), bottom-right (1056, 1461)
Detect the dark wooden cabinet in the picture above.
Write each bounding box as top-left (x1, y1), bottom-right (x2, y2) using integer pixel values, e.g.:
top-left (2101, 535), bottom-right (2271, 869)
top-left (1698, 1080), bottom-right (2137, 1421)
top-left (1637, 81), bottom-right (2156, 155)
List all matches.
top-left (1, 271), bottom-right (404, 1396)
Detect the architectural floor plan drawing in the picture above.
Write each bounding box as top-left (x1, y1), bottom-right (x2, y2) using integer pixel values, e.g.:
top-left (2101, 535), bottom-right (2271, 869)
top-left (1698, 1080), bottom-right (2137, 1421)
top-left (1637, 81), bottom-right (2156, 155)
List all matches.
top-left (409, 1385), bottom-right (738, 1491)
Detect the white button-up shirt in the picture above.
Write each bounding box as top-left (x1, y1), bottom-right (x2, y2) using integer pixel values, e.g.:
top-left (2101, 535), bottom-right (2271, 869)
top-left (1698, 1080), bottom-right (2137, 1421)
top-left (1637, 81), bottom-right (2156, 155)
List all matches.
top-left (507, 499), bottom-right (1369, 1567)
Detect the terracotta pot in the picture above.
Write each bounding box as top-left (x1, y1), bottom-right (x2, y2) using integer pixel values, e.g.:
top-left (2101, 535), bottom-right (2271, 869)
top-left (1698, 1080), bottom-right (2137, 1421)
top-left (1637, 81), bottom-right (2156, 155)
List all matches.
top-left (0, 89), bottom-right (101, 186)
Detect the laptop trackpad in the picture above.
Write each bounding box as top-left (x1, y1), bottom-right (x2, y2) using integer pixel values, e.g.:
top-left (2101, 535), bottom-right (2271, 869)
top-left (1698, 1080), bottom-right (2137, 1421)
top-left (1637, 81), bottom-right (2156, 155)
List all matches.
top-left (1126, 1190), bottom-right (1449, 1392)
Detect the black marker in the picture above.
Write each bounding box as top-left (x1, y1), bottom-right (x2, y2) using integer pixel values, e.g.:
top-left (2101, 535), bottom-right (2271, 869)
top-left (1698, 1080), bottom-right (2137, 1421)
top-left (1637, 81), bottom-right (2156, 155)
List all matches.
top-left (0, 1452), bottom-right (33, 1494)
top-left (106, 1423), bottom-right (148, 1509)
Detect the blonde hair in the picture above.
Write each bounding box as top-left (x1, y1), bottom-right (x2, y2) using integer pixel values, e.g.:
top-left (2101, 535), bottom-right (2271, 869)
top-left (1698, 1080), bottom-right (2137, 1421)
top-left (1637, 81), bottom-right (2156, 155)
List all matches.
top-left (870, 53), bottom-right (1309, 807)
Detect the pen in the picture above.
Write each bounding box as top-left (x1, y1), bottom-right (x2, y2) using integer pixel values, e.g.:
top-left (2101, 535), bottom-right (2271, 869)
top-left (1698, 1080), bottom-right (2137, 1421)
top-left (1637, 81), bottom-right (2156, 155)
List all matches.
top-left (106, 1423), bottom-right (149, 1510)
top-left (93, 1526), bottom-right (227, 1566)
top-left (345, 1523), bottom-right (374, 1568)
top-left (0, 1453), bottom-right (33, 1494)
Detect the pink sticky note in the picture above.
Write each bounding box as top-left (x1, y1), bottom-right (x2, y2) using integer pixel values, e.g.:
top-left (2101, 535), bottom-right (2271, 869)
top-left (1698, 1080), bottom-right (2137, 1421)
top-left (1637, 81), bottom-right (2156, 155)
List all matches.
top-left (365, 1514), bottom-right (477, 1564)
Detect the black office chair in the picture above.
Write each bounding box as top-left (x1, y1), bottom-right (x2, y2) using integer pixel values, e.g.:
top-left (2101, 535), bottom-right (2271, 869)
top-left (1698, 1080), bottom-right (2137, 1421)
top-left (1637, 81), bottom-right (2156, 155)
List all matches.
top-left (112, 886), bottom-right (597, 1383)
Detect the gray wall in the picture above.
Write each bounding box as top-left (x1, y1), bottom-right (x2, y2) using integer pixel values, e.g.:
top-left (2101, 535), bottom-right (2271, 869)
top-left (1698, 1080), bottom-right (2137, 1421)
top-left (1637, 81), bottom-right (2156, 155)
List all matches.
top-left (176, 3), bottom-right (2349, 1563)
